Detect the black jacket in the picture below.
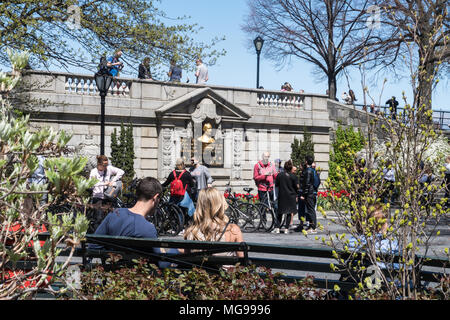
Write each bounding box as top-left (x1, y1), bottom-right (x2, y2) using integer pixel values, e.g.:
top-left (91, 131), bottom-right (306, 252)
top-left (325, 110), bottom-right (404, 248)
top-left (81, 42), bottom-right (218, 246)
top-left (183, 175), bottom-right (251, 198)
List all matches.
top-left (138, 63), bottom-right (152, 79)
top-left (300, 167), bottom-right (315, 197)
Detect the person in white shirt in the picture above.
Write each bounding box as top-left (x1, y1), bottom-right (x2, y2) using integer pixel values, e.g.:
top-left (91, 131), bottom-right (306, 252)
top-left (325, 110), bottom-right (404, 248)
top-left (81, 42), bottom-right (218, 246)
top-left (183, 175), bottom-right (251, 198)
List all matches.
top-left (89, 155), bottom-right (125, 231)
top-left (195, 58), bottom-right (208, 84)
top-left (90, 155), bottom-right (125, 200)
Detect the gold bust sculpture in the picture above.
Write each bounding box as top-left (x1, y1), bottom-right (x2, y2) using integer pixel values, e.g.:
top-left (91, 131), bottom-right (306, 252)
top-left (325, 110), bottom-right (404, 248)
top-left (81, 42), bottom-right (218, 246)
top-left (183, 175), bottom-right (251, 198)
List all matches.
top-left (197, 123), bottom-right (215, 144)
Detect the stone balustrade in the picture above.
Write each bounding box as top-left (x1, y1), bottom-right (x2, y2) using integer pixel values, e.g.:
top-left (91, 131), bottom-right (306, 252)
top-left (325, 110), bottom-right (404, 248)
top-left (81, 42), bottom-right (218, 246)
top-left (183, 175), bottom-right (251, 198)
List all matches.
top-left (24, 70), bottom-right (323, 113)
top-left (256, 91), bottom-right (304, 108)
top-left (64, 75), bottom-right (131, 96)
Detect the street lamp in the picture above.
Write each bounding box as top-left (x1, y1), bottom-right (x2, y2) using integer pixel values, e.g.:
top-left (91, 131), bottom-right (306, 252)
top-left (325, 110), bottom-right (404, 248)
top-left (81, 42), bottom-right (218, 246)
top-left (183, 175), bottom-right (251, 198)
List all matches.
top-left (94, 70), bottom-right (113, 155)
top-left (253, 36), bottom-right (264, 89)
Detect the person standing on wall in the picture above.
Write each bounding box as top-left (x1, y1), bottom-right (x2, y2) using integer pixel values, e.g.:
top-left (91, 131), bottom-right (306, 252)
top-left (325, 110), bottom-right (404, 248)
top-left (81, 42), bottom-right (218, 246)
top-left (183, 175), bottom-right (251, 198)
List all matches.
top-left (386, 96), bottom-right (399, 120)
top-left (138, 57), bottom-right (152, 80)
top-left (107, 50), bottom-right (124, 77)
top-left (195, 58), bottom-right (208, 84)
top-left (168, 58), bottom-right (182, 83)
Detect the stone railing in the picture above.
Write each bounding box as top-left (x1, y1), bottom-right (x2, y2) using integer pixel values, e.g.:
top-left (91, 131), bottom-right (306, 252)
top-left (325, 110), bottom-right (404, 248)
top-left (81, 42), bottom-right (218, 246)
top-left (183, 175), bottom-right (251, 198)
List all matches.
top-left (256, 91), bottom-right (305, 108)
top-left (64, 75), bottom-right (131, 96)
top-left (24, 70), bottom-right (332, 113)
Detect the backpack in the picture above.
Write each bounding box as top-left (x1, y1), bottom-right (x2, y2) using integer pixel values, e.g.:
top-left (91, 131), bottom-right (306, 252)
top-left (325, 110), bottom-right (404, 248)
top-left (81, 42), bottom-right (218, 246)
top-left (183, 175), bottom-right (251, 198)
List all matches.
top-left (170, 170), bottom-right (186, 196)
top-left (310, 168), bottom-right (320, 189)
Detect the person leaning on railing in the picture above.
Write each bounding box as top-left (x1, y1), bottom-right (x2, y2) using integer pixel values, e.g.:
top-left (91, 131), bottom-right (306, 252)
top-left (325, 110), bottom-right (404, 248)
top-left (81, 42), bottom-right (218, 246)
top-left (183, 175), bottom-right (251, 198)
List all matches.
top-left (138, 57), bottom-right (152, 80)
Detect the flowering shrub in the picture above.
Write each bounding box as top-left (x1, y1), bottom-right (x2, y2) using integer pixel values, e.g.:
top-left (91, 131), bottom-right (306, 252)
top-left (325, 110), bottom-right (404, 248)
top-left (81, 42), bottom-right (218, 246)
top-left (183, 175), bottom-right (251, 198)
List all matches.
top-left (317, 190), bottom-right (349, 199)
top-left (224, 192), bottom-right (259, 203)
top-left (317, 190), bottom-right (349, 211)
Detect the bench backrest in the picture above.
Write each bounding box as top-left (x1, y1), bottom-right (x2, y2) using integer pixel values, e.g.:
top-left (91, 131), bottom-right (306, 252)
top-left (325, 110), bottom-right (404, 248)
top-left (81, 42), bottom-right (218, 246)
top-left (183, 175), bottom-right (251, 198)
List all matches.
top-left (80, 234), bottom-right (449, 292)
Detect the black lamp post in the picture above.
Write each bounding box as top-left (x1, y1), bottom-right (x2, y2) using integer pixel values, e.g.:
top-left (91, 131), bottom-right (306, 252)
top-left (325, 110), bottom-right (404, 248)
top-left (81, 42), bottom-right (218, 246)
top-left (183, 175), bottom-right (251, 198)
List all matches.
top-left (253, 36), bottom-right (264, 88)
top-left (94, 71), bottom-right (113, 155)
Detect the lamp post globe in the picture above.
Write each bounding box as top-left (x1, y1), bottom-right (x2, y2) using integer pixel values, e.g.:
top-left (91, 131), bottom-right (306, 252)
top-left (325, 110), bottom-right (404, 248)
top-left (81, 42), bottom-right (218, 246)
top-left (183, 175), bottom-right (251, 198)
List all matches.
top-left (253, 36), bottom-right (264, 89)
top-left (253, 36), bottom-right (264, 54)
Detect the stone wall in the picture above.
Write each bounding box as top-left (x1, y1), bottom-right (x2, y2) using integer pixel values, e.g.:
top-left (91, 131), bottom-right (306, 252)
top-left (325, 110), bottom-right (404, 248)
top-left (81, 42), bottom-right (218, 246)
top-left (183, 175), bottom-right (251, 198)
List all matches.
top-left (24, 70), bottom-right (353, 191)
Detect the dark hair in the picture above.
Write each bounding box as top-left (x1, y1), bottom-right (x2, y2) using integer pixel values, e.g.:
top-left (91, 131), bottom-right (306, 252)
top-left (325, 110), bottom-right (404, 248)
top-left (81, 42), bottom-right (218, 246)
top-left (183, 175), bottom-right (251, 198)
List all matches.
top-left (97, 155), bottom-right (108, 165)
top-left (136, 177), bottom-right (162, 201)
top-left (284, 160), bottom-right (293, 172)
top-left (306, 155), bottom-right (314, 166)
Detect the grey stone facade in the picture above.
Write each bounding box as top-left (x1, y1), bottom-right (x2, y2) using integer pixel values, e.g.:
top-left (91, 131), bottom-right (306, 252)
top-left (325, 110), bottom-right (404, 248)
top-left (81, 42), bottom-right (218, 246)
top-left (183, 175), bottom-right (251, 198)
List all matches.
top-left (24, 70), bottom-right (364, 191)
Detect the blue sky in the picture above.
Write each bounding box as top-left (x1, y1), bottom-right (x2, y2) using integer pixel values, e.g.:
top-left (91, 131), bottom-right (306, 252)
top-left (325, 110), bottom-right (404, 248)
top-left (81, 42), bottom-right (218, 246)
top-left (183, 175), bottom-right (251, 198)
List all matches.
top-left (1, 0), bottom-right (446, 110)
top-left (158, 0), bottom-right (449, 111)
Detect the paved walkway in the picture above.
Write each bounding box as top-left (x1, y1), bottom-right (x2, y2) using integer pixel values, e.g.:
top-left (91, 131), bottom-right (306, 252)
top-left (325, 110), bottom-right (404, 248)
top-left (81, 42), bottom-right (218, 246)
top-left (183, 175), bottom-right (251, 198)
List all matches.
top-left (161, 211), bottom-right (449, 279)
top-left (163, 211), bottom-right (450, 257)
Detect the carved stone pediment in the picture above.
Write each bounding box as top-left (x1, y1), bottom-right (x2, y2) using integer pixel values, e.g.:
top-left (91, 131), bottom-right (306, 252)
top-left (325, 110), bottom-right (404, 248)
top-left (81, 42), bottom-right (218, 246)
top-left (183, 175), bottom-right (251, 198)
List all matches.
top-left (155, 88), bottom-right (250, 123)
top-left (191, 98), bottom-right (221, 124)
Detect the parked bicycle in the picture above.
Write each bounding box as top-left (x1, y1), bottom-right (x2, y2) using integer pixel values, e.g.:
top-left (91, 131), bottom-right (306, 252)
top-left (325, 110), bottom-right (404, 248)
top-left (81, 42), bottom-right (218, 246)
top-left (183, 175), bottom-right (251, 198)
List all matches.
top-left (225, 186), bottom-right (262, 232)
top-left (84, 179), bottom-right (184, 237)
top-left (254, 189), bottom-right (277, 232)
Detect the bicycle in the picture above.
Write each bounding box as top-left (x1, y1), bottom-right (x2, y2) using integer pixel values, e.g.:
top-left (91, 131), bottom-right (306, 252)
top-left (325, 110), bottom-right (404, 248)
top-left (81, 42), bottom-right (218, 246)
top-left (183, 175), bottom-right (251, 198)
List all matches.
top-left (225, 186), bottom-right (261, 233)
top-left (86, 180), bottom-right (184, 237)
top-left (147, 187), bottom-right (185, 237)
top-left (254, 189), bottom-right (277, 232)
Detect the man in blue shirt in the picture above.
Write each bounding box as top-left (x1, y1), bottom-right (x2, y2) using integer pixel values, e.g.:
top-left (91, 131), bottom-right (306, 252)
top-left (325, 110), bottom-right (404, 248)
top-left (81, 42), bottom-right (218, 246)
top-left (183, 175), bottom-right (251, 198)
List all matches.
top-left (93, 177), bottom-right (179, 266)
top-left (168, 58), bottom-right (182, 82)
top-left (107, 50), bottom-right (124, 77)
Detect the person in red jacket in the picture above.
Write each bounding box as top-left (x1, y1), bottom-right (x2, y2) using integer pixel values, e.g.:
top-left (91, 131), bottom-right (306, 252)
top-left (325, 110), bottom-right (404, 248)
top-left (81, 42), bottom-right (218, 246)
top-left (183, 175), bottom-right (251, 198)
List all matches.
top-left (253, 152), bottom-right (277, 204)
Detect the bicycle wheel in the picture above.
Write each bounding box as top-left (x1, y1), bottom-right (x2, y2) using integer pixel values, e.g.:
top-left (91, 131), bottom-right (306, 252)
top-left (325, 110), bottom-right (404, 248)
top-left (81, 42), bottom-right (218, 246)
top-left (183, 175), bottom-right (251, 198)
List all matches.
top-left (257, 202), bottom-right (276, 232)
top-left (157, 202), bottom-right (183, 236)
top-left (235, 201), bottom-right (260, 232)
top-left (170, 202), bottom-right (186, 229)
top-left (225, 200), bottom-right (239, 224)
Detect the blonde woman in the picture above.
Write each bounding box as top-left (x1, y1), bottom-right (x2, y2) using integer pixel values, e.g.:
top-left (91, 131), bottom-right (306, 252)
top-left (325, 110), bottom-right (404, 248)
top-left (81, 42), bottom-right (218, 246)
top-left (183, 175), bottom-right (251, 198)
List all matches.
top-left (183, 187), bottom-right (244, 258)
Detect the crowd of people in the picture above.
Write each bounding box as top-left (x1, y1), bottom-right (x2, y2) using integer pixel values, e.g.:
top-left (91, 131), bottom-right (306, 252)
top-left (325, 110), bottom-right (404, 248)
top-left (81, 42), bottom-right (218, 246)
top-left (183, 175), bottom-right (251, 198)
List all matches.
top-left (104, 50), bottom-right (209, 85)
top-left (253, 152), bottom-right (321, 234)
top-left (86, 151), bottom-right (322, 260)
top-left (27, 148), bottom-right (450, 266)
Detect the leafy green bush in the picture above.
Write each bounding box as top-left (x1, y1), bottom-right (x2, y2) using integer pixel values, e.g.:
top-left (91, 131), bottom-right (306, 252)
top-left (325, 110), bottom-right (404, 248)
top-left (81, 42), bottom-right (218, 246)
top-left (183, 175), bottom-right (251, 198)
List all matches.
top-left (328, 125), bottom-right (365, 189)
top-left (0, 50), bottom-right (96, 299)
top-left (110, 122), bottom-right (135, 189)
top-left (291, 127), bottom-right (314, 177)
top-left (76, 260), bottom-right (327, 300)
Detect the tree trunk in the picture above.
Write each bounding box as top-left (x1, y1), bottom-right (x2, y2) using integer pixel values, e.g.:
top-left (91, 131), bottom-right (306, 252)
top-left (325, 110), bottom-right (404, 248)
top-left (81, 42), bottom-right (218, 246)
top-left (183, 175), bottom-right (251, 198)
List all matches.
top-left (328, 74), bottom-right (337, 101)
top-left (417, 60), bottom-right (434, 111)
